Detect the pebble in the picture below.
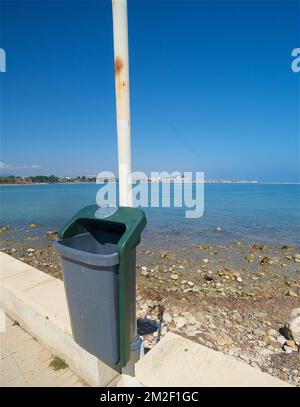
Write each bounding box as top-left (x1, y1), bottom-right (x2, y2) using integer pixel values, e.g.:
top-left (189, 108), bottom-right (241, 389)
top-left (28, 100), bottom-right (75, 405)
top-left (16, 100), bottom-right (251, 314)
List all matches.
top-left (289, 309), bottom-right (300, 344)
top-left (215, 332), bottom-right (232, 346)
top-left (282, 245), bottom-right (293, 251)
top-left (27, 248), bottom-right (35, 253)
top-left (141, 267), bottom-right (149, 276)
top-left (160, 251), bottom-right (169, 259)
top-left (202, 258), bottom-right (209, 264)
top-left (163, 312), bottom-right (172, 323)
top-left (188, 316), bottom-right (197, 325)
top-left (232, 313), bottom-right (243, 324)
top-left (171, 274), bottom-right (179, 280)
top-left (216, 226), bottom-right (223, 232)
top-left (285, 339), bottom-right (296, 348)
top-left (277, 335), bottom-right (286, 346)
top-left (185, 328), bottom-right (197, 337)
top-left (181, 280), bottom-right (187, 285)
top-left (174, 316), bottom-right (186, 329)
top-left (267, 335), bottom-right (277, 344)
top-left (253, 311), bottom-right (268, 319)
top-left (253, 329), bottom-right (266, 338)
top-left (293, 254), bottom-right (300, 263)
top-left (187, 281), bottom-right (194, 287)
top-left (267, 328), bottom-right (278, 337)
top-left (260, 256), bottom-right (275, 265)
top-left (46, 231), bottom-right (58, 239)
top-left (283, 346), bottom-right (293, 354)
top-left (246, 254), bottom-right (254, 262)
top-left (0, 225), bottom-right (10, 232)
top-left (252, 243), bottom-right (267, 250)
top-left (278, 371), bottom-right (288, 380)
top-left (236, 276), bottom-right (243, 283)
top-left (286, 290), bottom-right (298, 297)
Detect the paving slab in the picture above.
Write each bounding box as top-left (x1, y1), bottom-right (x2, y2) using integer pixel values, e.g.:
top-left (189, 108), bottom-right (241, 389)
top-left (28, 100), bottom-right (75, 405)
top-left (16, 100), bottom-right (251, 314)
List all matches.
top-left (0, 315), bottom-right (88, 387)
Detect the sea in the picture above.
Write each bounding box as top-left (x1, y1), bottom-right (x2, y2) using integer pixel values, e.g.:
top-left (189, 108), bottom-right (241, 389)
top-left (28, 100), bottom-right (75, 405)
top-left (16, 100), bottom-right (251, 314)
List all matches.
top-left (0, 183), bottom-right (299, 248)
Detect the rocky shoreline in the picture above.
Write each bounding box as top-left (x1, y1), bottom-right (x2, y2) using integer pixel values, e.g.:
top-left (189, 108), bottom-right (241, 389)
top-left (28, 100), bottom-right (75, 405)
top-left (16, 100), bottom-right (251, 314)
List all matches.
top-left (1, 224), bottom-right (299, 386)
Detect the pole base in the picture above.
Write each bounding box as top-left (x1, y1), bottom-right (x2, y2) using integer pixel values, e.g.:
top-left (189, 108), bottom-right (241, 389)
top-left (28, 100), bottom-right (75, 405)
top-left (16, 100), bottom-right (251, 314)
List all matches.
top-left (122, 334), bottom-right (144, 377)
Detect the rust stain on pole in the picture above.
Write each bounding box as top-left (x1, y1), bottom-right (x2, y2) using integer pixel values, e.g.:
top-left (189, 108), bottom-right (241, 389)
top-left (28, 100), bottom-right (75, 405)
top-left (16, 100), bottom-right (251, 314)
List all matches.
top-left (115, 56), bottom-right (124, 76)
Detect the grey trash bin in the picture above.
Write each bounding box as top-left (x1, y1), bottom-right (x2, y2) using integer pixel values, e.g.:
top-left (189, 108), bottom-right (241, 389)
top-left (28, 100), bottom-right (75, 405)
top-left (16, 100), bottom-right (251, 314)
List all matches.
top-left (55, 205), bottom-right (147, 367)
top-left (55, 230), bottom-right (120, 364)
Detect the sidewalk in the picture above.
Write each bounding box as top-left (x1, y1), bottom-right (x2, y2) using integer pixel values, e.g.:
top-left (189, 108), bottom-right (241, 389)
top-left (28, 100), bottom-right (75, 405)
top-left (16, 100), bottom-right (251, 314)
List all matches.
top-left (0, 315), bottom-right (87, 387)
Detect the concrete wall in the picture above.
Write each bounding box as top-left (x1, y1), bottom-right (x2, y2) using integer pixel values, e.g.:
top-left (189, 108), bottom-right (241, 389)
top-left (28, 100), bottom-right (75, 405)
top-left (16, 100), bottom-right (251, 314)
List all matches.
top-left (135, 332), bottom-right (291, 387)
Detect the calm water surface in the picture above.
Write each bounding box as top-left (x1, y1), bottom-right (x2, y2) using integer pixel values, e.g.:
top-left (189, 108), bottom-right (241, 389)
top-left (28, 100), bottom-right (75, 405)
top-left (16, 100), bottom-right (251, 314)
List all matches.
top-left (0, 183), bottom-right (299, 248)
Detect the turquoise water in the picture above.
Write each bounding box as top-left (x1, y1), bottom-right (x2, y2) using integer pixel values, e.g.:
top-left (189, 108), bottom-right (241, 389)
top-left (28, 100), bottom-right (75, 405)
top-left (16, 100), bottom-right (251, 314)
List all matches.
top-left (0, 183), bottom-right (299, 247)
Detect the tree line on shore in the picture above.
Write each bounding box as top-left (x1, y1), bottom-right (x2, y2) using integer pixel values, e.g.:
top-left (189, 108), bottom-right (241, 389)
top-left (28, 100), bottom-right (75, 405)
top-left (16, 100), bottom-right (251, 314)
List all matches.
top-left (0, 175), bottom-right (97, 184)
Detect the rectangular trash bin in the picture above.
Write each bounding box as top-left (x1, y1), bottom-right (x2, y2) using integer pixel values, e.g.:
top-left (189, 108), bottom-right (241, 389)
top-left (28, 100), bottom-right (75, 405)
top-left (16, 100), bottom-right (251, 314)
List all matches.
top-left (56, 231), bottom-right (121, 364)
top-left (56, 205), bottom-right (146, 367)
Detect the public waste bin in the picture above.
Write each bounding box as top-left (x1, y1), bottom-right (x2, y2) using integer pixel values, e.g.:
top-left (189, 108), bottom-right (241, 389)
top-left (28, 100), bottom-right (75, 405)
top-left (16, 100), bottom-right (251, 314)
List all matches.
top-left (55, 205), bottom-right (146, 367)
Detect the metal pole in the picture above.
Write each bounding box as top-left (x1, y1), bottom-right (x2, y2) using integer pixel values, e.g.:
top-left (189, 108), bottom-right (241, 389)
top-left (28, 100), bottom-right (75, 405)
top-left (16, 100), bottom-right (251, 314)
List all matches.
top-left (112, 0), bottom-right (133, 207)
top-left (112, 0), bottom-right (142, 378)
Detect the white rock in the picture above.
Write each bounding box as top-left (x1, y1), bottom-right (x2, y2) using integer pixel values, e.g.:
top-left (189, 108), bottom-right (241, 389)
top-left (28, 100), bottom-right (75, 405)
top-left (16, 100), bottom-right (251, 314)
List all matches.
top-left (187, 281), bottom-right (194, 287)
top-left (171, 274), bottom-right (179, 280)
top-left (202, 259), bottom-right (209, 264)
top-left (236, 276), bottom-right (243, 283)
top-left (188, 316), bottom-right (197, 325)
top-left (291, 308), bottom-right (300, 318)
top-left (267, 328), bottom-right (278, 337)
top-left (185, 327), bottom-right (197, 337)
top-left (277, 335), bottom-right (287, 346)
top-left (174, 316), bottom-right (186, 329)
top-left (146, 299), bottom-right (154, 308)
top-left (293, 254), bottom-right (300, 263)
top-left (253, 329), bottom-right (266, 338)
top-left (289, 309), bottom-right (300, 345)
top-left (141, 267), bottom-right (149, 276)
top-left (27, 248), bottom-right (35, 253)
top-left (283, 346), bottom-right (293, 354)
top-left (163, 312), bottom-right (172, 323)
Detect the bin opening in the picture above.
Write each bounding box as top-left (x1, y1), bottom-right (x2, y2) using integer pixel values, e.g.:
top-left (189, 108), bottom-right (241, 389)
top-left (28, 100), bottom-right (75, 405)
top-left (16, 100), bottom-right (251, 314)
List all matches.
top-left (59, 218), bottom-right (126, 256)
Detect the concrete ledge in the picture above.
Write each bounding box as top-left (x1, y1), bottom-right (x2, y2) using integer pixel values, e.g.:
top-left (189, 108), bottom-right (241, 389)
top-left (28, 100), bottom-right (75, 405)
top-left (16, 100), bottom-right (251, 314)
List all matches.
top-left (135, 332), bottom-right (291, 387)
top-left (0, 252), bottom-right (120, 386)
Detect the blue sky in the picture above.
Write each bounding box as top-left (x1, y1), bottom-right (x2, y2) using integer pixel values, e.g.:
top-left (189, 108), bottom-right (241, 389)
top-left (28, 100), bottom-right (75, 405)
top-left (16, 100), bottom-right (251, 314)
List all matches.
top-left (0, 0), bottom-right (299, 181)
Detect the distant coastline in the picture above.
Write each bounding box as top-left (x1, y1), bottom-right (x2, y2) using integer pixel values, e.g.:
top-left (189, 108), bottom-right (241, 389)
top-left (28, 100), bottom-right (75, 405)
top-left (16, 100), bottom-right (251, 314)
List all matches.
top-left (1, 175), bottom-right (299, 186)
top-left (1, 180), bottom-right (299, 186)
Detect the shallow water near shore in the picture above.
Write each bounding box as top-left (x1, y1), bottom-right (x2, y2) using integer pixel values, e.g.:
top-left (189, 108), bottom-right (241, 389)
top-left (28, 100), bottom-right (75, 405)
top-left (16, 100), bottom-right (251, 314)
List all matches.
top-left (1, 183), bottom-right (299, 247)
